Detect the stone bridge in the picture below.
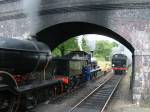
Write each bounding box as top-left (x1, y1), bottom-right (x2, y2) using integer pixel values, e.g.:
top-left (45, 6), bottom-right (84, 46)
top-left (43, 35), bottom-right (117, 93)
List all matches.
top-left (0, 0), bottom-right (150, 105)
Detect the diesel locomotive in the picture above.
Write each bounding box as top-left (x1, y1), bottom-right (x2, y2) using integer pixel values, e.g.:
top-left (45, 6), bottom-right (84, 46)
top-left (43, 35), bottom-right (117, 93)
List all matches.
top-left (112, 54), bottom-right (128, 75)
top-left (0, 38), bottom-right (101, 112)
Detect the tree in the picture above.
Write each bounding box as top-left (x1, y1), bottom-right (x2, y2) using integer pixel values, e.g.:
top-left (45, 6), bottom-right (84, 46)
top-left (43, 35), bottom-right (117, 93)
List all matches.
top-left (94, 40), bottom-right (117, 60)
top-left (52, 37), bottom-right (79, 56)
top-left (112, 42), bottom-right (118, 47)
top-left (52, 47), bottom-right (62, 57)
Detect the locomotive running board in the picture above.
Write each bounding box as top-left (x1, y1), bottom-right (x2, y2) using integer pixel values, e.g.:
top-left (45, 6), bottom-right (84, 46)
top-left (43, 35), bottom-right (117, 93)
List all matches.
top-left (16, 80), bottom-right (62, 94)
top-left (0, 84), bottom-right (9, 91)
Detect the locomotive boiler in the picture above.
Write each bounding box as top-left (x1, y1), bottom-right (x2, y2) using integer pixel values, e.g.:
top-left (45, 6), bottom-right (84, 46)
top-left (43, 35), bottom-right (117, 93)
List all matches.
top-left (0, 37), bottom-right (51, 74)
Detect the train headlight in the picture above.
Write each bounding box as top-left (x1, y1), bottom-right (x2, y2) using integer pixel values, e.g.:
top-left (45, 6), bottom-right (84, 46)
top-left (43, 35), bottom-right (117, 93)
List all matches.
top-left (112, 64), bottom-right (115, 67)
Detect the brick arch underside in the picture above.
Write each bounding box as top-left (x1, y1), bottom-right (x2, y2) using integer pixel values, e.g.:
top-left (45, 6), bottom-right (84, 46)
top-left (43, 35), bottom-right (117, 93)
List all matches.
top-left (36, 22), bottom-right (134, 52)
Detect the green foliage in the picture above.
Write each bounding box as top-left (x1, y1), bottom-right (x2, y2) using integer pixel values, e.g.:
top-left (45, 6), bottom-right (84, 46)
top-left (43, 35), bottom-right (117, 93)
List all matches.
top-left (52, 35), bottom-right (117, 61)
top-left (52, 38), bottom-right (79, 56)
top-left (52, 48), bottom-right (62, 57)
top-left (112, 42), bottom-right (118, 47)
top-left (94, 40), bottom-right (117, 60)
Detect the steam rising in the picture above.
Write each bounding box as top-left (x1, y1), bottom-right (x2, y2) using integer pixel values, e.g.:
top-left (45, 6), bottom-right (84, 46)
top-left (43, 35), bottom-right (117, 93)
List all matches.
top-left (22, 0), bottom-right (42, 35)
top-left (85, 35), bottom-right (96, 51)
top-left (76, 36), bottom-right (83, 51)
top-left (77, 35), bottom-right (96, 51)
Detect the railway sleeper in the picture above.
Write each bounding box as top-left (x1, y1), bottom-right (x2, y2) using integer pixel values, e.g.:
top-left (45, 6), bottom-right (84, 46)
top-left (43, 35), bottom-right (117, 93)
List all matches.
top-left (82, 102), bottom-right (106, 106)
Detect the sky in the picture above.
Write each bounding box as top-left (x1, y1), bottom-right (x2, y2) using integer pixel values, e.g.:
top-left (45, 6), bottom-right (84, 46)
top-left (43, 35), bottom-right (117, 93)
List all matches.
top-left (77, 34), bottom-right (118, 43)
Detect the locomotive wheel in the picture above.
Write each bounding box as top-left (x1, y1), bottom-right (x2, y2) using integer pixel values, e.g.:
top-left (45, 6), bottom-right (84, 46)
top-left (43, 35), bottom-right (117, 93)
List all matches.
top-left (0, 91), bottom-right (18, 112)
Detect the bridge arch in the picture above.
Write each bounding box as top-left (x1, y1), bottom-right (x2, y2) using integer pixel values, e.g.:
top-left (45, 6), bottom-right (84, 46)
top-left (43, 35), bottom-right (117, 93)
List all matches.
top-left (36, 21), bottom-right (135, 90)
top-left (36, 22), bottom-right (134, 53)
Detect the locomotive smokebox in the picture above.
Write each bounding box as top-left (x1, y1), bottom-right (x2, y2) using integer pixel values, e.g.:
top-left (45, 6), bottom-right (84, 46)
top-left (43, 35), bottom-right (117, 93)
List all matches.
top-left (0, 37), bottom-right (51, 74)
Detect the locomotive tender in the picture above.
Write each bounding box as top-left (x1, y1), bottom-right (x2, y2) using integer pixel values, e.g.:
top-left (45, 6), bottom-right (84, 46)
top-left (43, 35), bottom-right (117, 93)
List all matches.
top-left (112, 54), bottom-right (128, 75)
top-left (0, 38), bottom-right (101, 112)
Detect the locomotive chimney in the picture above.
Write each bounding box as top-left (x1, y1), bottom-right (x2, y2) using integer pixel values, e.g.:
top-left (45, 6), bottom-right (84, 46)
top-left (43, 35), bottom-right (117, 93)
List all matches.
top-left (90, 51), bottom-right (94, 57)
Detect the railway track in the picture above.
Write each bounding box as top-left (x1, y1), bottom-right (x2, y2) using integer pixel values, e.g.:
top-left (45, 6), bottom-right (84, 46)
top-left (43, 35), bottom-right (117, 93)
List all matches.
top-left (69, 75), bottom-right (122, 112)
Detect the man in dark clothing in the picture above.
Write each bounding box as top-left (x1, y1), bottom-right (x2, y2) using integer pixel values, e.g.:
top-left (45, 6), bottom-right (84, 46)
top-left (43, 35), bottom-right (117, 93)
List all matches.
top-left (82, 65), bottom-right (91, 81)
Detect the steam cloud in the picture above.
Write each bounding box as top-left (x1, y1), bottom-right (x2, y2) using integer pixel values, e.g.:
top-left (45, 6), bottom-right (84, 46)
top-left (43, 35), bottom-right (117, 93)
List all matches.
top-left (22, 0), bottom-right (42, 36)
top-left (76, 36), bottom-right (83, 51)
top-left (77, 35), bottom-right (96, 51)
top-left (85, 36), bottom-right (96, 51)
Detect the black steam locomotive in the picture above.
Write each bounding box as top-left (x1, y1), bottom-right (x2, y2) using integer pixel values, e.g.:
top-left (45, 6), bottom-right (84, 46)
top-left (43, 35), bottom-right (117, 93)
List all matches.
top-left (0, 37), bottom-right (62, 112)
top-left (0, 38), bottom-right (101, 112)
top-left (112, 54), bottom-right (128, 75)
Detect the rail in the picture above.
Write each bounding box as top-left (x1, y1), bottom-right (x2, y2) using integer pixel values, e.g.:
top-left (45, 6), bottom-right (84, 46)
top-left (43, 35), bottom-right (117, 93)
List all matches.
top-left (69, 75), bottom-right (122, 112)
